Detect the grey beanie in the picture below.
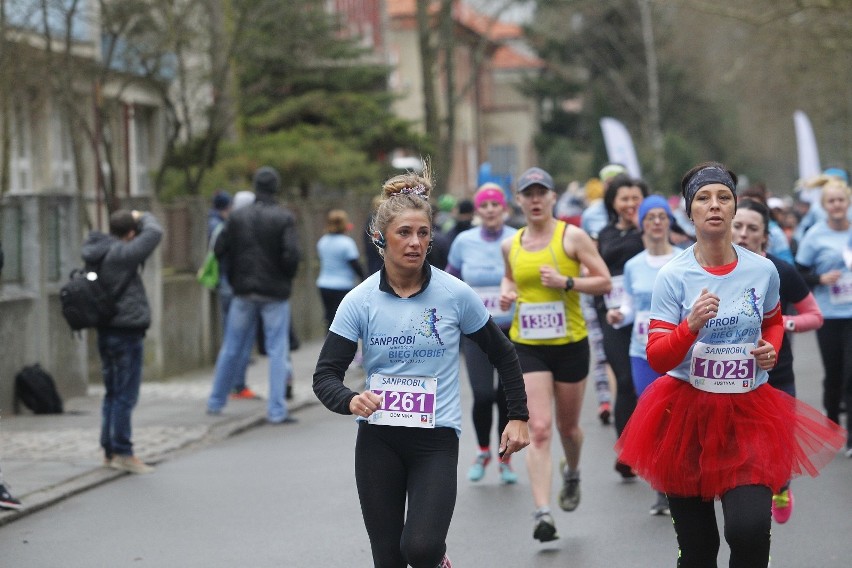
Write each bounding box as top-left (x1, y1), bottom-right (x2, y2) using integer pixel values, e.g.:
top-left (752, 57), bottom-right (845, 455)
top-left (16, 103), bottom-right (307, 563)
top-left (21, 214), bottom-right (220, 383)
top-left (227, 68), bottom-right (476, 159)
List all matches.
top-left (253, 166), bottom-right (281, 194)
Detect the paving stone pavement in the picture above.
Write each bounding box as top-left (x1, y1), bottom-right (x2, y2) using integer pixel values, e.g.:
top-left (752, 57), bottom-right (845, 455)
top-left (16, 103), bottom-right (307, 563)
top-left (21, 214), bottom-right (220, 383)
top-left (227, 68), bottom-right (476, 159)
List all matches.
top-left (0, 340), bottom-right (326, 527)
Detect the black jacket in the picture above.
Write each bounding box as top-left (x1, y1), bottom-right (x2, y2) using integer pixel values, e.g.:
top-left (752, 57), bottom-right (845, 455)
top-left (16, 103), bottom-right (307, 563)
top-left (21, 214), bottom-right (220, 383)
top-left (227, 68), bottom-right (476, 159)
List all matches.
top-left (215, 193), bottom-right (301, 299)
top-left (81, 213), bottom-right (163, 331)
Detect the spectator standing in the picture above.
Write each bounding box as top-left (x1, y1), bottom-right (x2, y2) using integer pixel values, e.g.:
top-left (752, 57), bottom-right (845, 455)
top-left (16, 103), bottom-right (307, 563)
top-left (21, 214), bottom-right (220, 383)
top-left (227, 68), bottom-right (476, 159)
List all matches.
top-left (363, 195), bottom-right (385, 275)
top-left (82, 209), bottom-right (163, 474)
top-left (316, 209), bottom-right (364, 329)
top-left (445, 198), bottom-right (474, 244)
top-left (500, 167), bottom-right (611, 542)
top-left (207, 166), bottom-right (301, 424)
top-left (206, 190), bottom-right (233, 327)
top-left (0, 470), bottom-right (20, 510)
top-left (313, 168), bottom-right (529, 568)
top-left (205, 189), bottom-right (260, 400)
top-left (426, 202), bottom-right (451, 270)
top-left (446, 183), bottom-right (519, 484)
top-left (226, 190), bottom-right (262, 400)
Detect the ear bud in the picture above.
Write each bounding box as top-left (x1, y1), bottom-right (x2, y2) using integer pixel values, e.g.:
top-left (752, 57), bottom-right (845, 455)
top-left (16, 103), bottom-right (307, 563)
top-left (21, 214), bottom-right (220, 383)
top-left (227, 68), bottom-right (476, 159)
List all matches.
top-left (426, 238), bottom-right (434, 255)
top-left (372, 231), bottom-right (386, 249)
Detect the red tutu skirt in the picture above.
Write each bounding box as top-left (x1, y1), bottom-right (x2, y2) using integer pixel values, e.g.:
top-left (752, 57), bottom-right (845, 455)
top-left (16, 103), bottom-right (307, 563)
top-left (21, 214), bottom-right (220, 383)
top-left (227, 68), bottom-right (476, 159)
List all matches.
top-left (615, 375), bottom-right (846, 501)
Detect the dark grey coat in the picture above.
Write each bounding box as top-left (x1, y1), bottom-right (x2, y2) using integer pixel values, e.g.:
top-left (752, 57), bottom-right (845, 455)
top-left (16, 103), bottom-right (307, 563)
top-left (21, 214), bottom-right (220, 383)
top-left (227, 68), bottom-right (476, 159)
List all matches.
top-left (214, 194), bottom-right (301, 300)
top-left (81, 213), bottom-right (163, 331)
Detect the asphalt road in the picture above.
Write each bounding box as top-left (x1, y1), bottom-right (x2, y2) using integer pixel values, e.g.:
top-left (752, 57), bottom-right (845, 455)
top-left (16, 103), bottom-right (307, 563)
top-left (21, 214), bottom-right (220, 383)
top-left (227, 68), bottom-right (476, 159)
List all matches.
top-left (0, 331), bottom-right (849, 567)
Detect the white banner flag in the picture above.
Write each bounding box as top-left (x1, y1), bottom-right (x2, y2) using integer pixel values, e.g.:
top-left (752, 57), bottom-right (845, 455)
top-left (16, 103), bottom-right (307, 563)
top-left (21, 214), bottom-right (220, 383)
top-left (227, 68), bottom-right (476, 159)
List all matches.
top-left (600, 117), bottom-right (642, 178)
top-left (793, 110), bottom-right (821, 181)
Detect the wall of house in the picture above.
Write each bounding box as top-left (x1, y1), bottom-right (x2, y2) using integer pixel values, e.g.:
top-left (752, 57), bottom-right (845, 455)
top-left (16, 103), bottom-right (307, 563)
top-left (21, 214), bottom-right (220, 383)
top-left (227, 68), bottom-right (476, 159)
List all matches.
top-left (0, 191), bottom-right (376, 416)
top-left (0, 194), bottom-right (89, 414)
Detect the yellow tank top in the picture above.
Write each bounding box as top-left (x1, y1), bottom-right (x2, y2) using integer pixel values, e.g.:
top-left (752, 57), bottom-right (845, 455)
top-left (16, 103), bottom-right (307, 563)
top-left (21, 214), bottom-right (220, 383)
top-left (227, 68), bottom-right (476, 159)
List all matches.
top-left (508, 221), bottom-right (586, 345)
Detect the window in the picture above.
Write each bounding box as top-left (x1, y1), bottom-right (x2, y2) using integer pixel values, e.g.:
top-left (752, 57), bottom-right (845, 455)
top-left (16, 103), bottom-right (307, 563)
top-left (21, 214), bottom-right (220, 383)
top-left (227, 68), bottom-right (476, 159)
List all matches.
top-left (51, 110), bottom-right (76, 191)
top-left (45, 205), bottom-right (62, 282)
top-left (488, 144), bottom-right (517, 177)
top-left (1, 206), bottom-right (23, 283)
top-left (134, 106), bottom-right (153, 195)
top-left (9, 99), bottom-right (33, 193)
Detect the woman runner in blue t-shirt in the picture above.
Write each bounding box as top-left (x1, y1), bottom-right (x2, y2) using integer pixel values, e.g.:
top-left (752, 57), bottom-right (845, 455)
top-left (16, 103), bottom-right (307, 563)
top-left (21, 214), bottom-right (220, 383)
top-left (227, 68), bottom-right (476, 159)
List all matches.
top-left (313, 168), bottom-right (529, 568)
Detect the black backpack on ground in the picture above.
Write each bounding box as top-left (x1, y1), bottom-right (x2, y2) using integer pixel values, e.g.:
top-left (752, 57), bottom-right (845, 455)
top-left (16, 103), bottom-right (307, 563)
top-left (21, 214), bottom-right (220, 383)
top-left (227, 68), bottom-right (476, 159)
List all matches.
top-left (14, 364), bottom-right (64, 415)
top-left (59, 260), bottom-right (135, 331)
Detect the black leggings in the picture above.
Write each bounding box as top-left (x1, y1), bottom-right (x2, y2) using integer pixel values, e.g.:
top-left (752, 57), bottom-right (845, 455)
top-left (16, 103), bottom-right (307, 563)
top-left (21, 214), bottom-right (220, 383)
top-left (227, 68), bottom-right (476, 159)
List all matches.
top-left (462, 335), bottom-right (508, 450)
top-left (355, 422), bottom-right (459, 568)
top-left (597, 307), bottom-right (636, 436)
top-left (669, 485), bottom-right (772, 568)
top-left (815, 318), bottom-right (852, 446)
top-left (319, 287), bottom-right (351, 329)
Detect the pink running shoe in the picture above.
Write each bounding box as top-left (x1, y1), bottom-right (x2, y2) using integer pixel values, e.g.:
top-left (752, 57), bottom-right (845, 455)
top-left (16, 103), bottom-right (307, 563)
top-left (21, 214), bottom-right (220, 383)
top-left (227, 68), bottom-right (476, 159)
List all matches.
top-left (437, 554), bottom-right (453, 568)
top-left (771, 488), bottom-right (794, 524)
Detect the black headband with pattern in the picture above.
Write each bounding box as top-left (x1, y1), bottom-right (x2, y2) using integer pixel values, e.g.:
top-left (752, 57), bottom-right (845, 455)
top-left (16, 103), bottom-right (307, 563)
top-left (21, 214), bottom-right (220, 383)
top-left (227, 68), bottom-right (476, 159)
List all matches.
top-left (683, 166), bottom-right (736, 216)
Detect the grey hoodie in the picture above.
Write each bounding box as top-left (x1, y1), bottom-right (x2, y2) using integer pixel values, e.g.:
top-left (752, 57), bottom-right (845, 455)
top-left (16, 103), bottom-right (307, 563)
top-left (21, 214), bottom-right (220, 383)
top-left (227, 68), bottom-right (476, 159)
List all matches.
top-left (81, 213), bottom-right (163, 331)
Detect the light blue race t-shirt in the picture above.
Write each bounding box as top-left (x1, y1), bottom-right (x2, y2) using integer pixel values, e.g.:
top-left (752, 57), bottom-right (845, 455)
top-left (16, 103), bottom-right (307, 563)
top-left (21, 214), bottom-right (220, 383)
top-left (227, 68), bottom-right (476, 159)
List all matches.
top-left (623, 250), bottom-right (673, 359)
top-left (650, 244), bottom-right (780, 386)
top-left (796, 221), bottom-right (852, 319)
top-left (330, 267), bottom-right (490, 436)
top-left (447, 225), bottom-right (517, 328)
top-left (316, 233), bottom-right (360, 290)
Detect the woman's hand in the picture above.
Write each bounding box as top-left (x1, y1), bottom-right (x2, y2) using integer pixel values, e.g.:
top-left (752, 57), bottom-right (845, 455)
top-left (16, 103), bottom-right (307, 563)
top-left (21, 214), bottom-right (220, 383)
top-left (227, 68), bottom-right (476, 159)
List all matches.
top-left (820, 270), bottom-right (842, 286)
top-left (499, 289), bottom-right (518, 312)
top-left (751, 338), bottom-right (777, 371)
top-left (606, 308), bottom-right (624, 326)
top-left (539, 265), bottom-right (565, 289)
top-left (498, 420), bottom-right (530, 460)
top-left (349, 391), bottom-right (384, 418)
top-left (687, 288), bottom-right (720, 333)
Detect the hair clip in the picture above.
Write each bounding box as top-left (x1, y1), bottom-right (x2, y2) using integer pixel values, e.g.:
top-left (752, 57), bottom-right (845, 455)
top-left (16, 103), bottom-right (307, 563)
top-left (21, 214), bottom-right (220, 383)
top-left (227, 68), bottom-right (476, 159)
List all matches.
top-left (395, 184), bottom-right (429, 200)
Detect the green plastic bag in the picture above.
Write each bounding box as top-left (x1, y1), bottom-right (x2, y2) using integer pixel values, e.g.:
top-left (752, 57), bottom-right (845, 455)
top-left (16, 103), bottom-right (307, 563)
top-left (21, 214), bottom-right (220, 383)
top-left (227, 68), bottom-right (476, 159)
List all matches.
top-left (196, 251), bottom-right (219, 289)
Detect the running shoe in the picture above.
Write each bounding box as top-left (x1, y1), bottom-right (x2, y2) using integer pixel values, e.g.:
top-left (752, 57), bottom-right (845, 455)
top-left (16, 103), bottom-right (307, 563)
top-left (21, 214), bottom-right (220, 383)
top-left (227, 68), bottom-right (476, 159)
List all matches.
top-left (499, 462), bottom-right (519, 484)
top-left (598, 401), bottom-right (612, 425)
top-left (0, 484), bottom-right (22, 511)
top-left (533, 511), bottom-right (559, 542)
top-left (467, 451), bottom-right (491, 482)
top-left (650, 492), bottom-right (670, 516)
top-left (558, 459), bottom-right (581, 511)
top-left (771, 488), bottom-right (794, 524)
top-left (614, 459), bottom-right (638, 482)
top-left (436, 554), bottom-right (453, 568)
top-left (230, 387), bottom-right (261, 400)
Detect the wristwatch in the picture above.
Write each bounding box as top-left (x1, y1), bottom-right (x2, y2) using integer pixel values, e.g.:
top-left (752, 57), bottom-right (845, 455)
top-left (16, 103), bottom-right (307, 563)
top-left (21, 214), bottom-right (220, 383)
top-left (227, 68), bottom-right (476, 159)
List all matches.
top-left (785, 318), bottom-right (796, 332)
top-left (564, 276), bottom-right (575, 291)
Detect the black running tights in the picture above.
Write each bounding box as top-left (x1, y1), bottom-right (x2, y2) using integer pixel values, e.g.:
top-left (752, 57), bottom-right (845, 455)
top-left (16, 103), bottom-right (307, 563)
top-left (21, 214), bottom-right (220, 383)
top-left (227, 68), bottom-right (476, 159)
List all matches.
top-left (669, 485), bottom-right (772, 568)
top-left (355, 422), bottom-right (458, 568)
top-left (462, 335), bottom-right (508, 450)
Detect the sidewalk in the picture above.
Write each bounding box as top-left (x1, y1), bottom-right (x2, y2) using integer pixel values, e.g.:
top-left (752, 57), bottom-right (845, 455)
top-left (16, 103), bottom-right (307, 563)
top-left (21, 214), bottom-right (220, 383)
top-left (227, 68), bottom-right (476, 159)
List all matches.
top-left (0, 339), bottom-right (326, 527)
